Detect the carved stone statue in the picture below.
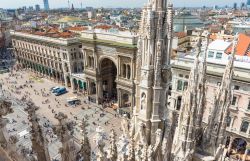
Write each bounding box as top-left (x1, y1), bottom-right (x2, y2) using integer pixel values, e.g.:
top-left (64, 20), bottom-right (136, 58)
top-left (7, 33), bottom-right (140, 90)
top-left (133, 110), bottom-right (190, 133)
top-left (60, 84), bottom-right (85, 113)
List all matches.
top-left (53, 112), bottom-right (77, 161)
top-left (121, 114), bottom-right (129, 136)
top-left (140, 93), bottom-right (146, 110)
top-left (107, 129), bottom-right (118, 161)
top-left (93, 126), bottom-right (107, 161)
top-left (214, 144), bottom-right (224, 161)
top-left (78, 118), bottom-right (91, 161)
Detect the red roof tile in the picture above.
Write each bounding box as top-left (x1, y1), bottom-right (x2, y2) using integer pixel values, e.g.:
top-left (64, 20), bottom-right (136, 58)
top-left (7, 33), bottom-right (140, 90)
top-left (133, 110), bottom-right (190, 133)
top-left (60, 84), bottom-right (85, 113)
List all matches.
top-left (226, 33), bottom-right (250, 57)
top-left (174, 32), bottom-right (187, 39)
top-left (67, 26), bottom-right (88, 31)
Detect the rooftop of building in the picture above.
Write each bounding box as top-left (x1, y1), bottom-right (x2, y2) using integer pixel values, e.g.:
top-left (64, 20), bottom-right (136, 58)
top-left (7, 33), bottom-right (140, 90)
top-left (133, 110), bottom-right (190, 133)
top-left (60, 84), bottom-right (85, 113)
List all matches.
top-left (13, 27), bottom-right (78, 39)
top-left (226, 33), bottom-right (250, 57)
top-left (66, 26), bottom-right (88, 31)
top-left (57, 16), bottom-right (84, 23)
top-left (208, 39), bottom-right (231, 51)
top-left (174, 32), bottom-right (187, 39)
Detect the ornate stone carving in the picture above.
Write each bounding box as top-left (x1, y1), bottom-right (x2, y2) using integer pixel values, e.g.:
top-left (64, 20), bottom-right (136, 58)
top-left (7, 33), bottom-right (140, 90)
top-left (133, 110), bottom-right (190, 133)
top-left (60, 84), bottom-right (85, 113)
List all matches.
top-left (53, 112), bottom-right (77, 161)
top-left (78, 118), bottom-right (91, 161)
top-left (93, 126), bottom-right (107, 161)
top-left (25, 101), bottom-right (51, 161)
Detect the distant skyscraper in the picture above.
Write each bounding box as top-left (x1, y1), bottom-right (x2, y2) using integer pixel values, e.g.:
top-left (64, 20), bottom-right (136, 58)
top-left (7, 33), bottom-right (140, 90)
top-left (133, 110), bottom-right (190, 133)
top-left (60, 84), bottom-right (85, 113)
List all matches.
top-left (247, 0), bottom-right (250, 5)
top-left (35, 4), bottom-right (40, 11)
top-left (43, 0), bottom-right (49, 11)
top-left (241, 2), bottom-right (245, 10)
top-left (233, 2), bottom-right (237, 10)
top-left (22, 6), bottom-right (27, 11)
top-left (247, 0), bottom-right (250, 8)
top-left (28, 6), bottom-right (34, 11)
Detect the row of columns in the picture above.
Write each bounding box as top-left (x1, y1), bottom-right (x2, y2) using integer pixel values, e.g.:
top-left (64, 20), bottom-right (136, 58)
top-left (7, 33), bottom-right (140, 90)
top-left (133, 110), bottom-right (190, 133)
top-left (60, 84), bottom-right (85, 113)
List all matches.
top-left (19, 59), bottom-right (65, 85)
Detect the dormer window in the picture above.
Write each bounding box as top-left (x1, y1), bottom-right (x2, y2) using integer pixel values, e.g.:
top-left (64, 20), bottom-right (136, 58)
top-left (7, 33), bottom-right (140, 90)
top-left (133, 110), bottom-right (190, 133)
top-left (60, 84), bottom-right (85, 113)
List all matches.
top-left (234, 85), bottom-right (240, 90)
top-left (231, 96), bottom-right (238, 106)
top-left (247, 100), bottom-right (250, 110)
top-left (208, 51), bottom-right (214, 58)
top-left (216, 52), bottom-right (222, 59)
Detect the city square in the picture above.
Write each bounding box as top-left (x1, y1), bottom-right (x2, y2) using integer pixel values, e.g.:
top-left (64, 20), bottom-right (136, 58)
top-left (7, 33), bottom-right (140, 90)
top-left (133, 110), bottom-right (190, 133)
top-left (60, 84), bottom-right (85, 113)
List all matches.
top-left (0, 69), bottom-right (123, 160)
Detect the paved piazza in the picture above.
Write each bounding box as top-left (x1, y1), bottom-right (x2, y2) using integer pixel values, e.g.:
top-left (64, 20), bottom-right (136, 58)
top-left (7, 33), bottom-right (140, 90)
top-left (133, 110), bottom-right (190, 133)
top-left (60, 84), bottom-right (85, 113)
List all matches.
top-left (0, 69), bottom-right (122, 160)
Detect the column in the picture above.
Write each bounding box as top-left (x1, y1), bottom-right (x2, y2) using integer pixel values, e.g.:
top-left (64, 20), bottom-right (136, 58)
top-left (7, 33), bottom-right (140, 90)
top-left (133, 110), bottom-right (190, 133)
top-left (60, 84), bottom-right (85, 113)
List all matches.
top-left (117, 89), bottom-right (122, 114)
top-left (117, 89), bottom-right (122, 108)
top-left (243, 148), bottom-right (249, 161)
top-left (71, 78), bottom-right (75, 91)
top-left (227, 137), bottom-right (234, 153)
top-left (96, 79), bottom-right (103, 104)
top-left (130, 58), bottom-right (133, 79)
top-left (86, 80), bottom-right (90, 95)
top-left (118, 56), bottom-right (120, 76)
top-left (126, 64), bottom-right (128, 79)
top-left (63, 75), bottom-right (68, 87)
top-left (230, 116), bottom-right (235, 130)
top-left (56, 73), bottom-right (59, 83)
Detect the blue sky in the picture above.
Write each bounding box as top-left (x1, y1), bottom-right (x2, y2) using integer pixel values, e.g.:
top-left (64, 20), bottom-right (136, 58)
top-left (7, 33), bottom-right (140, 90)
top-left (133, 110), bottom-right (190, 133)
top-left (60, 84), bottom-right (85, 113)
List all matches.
top-left (0, 0), bottom-right (246, 9)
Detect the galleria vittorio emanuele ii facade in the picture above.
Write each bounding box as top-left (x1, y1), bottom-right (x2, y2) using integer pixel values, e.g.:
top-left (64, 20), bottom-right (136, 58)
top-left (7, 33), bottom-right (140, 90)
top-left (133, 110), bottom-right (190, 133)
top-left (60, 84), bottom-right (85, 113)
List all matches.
top-left (1, 0), bottom-right (248, 161)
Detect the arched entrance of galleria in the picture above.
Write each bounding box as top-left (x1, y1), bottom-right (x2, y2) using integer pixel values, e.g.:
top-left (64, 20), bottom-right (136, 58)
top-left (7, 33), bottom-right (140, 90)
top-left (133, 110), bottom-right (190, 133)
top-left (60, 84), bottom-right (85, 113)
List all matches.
top-left (99, 58), bottom-right (117, 103)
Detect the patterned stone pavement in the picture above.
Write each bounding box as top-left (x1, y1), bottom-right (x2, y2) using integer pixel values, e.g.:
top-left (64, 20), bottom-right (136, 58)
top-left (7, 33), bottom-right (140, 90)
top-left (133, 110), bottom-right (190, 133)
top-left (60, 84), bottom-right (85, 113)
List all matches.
top-left (0, 70), bottom-right (123, 160)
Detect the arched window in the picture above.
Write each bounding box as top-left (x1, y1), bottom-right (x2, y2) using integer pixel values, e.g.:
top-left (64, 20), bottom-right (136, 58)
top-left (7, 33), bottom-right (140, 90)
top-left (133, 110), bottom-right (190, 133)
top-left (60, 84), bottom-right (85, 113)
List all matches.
top-left (65, 63), bottom-right (69, 72)
top-left (127, 65), bottom-right (131, 79)
top-left (183, 81), bottom-right (188, 90)
top-left (123, 93), bottom-right (129, 102)
top-left (122, 64), bottom-right (126, 78)
top-left (74, 62), bottom-right (77, 73)
top-left (176, 96), bottom-right (182, 110)
top-left (80, 62), bottom-right (84, 72)
top-left (88, 56), bottom-right (91, 67)
top-left (91, 57), bottom-right (94, 68)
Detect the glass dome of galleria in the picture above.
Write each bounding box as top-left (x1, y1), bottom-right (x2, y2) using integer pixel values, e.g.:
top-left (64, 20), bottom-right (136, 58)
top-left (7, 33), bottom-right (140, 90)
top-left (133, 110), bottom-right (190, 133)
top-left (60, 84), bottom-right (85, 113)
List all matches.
top-left (173, 12), bottom-right (204, 32)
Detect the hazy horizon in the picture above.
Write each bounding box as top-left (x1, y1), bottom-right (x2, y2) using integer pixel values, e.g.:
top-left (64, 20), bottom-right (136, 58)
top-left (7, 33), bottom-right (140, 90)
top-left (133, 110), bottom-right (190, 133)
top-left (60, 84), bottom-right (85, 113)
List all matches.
top-left (0, 0), bottom-right (247, 9)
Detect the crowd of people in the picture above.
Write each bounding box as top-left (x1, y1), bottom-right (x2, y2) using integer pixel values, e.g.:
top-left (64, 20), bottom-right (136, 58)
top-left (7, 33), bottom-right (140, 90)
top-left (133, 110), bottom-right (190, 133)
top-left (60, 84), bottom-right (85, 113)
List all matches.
top-left (1, 69), bottom-right (124, 160)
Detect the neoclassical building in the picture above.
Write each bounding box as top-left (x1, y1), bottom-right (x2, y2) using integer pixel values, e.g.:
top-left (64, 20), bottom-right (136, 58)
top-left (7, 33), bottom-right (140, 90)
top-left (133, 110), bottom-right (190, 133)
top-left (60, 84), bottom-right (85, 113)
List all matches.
top-left (170, 39), bottom-right (250, 159)
top-left (11, 27), bottom-right (138, 116)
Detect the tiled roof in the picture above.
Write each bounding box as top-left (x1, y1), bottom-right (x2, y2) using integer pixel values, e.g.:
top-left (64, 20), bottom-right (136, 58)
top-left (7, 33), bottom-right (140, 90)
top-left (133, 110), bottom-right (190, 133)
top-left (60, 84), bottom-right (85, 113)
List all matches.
top-left (209, 34), bottom-right (217, 40)
top-left (94, 25), bottom-right (112, 30)
top-left (174, 32), bottom-right (187, 39)
top-left (18, 27), bottom-right (76, 39)
top-left (225, 33), bottom-right (250, 57)
top-left (67, 26), bottom-right (88, 31)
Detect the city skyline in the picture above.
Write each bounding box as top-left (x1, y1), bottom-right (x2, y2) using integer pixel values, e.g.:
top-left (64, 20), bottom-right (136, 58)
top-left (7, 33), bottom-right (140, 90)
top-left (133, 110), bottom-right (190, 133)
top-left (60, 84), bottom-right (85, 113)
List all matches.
top-left (0, 0), bottom-right (247, 9)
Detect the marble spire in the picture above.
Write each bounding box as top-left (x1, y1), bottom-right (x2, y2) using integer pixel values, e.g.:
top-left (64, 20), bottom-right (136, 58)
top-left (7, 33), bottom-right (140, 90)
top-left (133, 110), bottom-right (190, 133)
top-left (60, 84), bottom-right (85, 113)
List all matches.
top-left (203, 34), bottom-right (238, 155)
top-left (78, 118), bottom-right (91, 161)
top-left (25, 101), bottom-right (51, 161)
top-left (134, 0), bottom-right (173, 145)
top-left (173, 32), bottom-right (210, 161)
top-left (53, 112), bottom-right (77, 161)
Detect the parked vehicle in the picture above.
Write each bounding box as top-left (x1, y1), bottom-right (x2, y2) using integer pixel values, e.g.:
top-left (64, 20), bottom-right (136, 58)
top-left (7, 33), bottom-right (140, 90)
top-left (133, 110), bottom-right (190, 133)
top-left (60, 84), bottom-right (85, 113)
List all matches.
top-left (54, 87), bottom-right (67, 96)
top-left (67, 97), bottom-right (81, 106)
top-left (50, 86), bottom-right (60, 93)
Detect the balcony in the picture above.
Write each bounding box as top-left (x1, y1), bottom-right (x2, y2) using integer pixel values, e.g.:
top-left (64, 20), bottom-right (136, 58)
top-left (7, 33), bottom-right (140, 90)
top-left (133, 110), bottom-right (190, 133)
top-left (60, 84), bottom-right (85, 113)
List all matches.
top-left (230, 105), bottom-right (238, 111)
top-left (244, 109), bottom-right (250, 115)
top-left (227, 128), bottom-right (250, 139)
